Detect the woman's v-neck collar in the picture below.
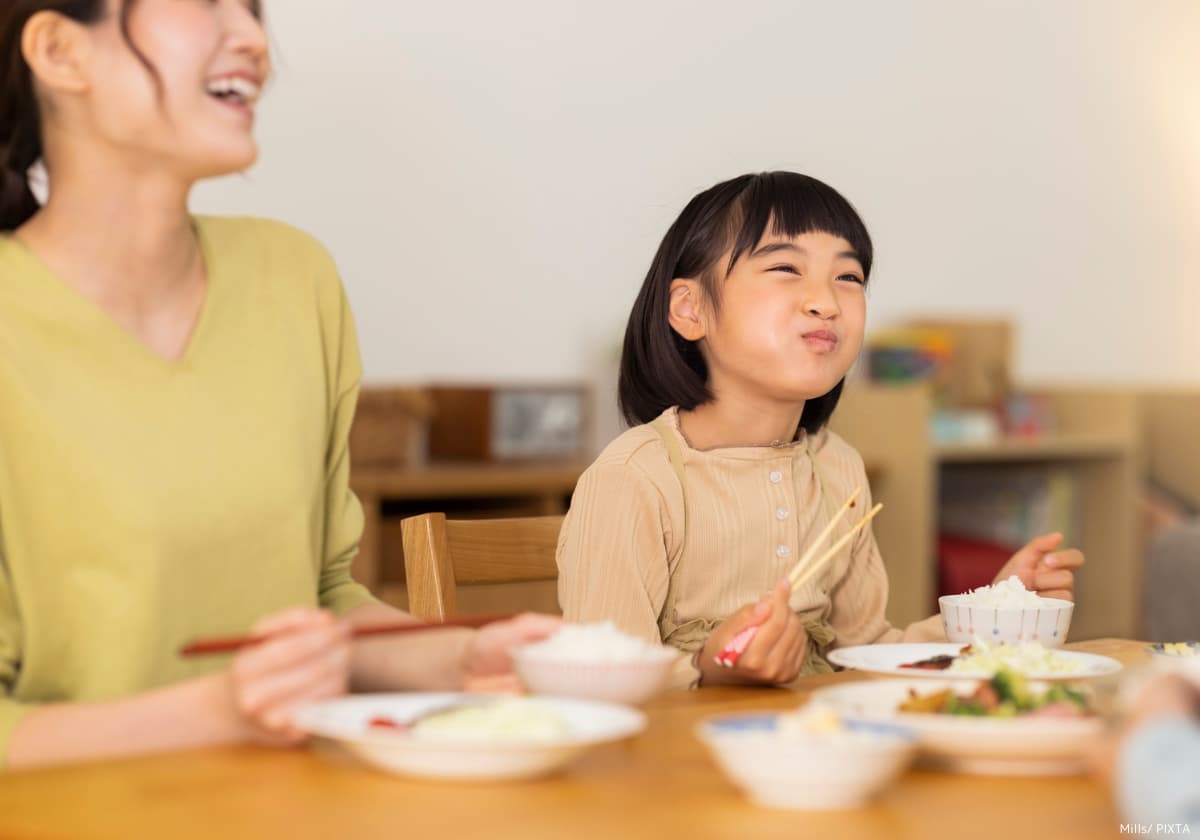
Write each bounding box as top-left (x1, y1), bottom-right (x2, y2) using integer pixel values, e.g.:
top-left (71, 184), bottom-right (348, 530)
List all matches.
top-left (3, 216), bottom-right (218, 371)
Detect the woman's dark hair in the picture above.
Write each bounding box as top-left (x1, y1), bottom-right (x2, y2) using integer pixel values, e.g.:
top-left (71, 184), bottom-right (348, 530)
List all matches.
top-left (0, 0), bottom-right (262, 231)
top-left (618, 171), bottom-right (874, 436)
top-left (1, 2), bottom-right (108, 231)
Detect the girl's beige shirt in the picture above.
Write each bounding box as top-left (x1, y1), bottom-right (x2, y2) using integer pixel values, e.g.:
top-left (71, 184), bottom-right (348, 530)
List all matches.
top-left (557, 407), bottom-right (945, 687)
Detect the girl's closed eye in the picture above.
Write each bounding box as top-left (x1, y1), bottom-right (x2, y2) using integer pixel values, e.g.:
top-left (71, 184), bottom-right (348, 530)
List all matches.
top-left (837, 273), bottom-right (865, 285)
top-left (767, 264), bottom-right (802, 275)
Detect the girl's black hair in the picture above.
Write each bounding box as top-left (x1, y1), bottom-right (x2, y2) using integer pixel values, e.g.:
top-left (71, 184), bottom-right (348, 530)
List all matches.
top-left (618, 171), bottom-right (873, 435)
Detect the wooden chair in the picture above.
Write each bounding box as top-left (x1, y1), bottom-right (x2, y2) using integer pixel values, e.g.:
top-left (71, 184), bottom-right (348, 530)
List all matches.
top-left (400, 513), bottom-right (564, 620)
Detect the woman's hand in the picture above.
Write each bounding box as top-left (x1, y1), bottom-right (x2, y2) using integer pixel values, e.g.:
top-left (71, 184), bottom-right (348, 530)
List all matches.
top-left (992, 532), bottom-right (1084, 601)
top-left (227, 606), bottom-right (352, 745)
top-left (461, 613), bottom-right (563, 692)
top-left (697, 579), bottom-right (808, 687)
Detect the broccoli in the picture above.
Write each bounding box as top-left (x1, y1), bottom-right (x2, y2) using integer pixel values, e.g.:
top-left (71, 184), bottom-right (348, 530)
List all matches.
top-left (990, 668), bottom-right (1035, 710)
top-left (1043, 684), bottom-right (1089, 710)
top-left (946, 696), bottom-right (988, 716)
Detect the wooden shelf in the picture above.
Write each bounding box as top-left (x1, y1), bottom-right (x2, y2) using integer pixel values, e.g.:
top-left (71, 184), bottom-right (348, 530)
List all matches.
top-left (935, 434), bottom-right (1132, 463)
top-left (836, 384), bottom-right (1142, 640)
top-left (353, 460), bottom-right (588, 499)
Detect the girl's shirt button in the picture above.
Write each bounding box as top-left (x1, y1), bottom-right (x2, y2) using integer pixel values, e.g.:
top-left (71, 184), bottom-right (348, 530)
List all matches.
top-left (775, 507), bottom-right (790, 520)
top-left (768, 470), bottom-right (783, 484)
top-left (776, 545), bottom-right (791, 558)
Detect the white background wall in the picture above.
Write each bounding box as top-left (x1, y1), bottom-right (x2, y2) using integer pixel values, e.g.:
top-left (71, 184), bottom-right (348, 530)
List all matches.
top-left (193, 0), bottom-right (1200, 443)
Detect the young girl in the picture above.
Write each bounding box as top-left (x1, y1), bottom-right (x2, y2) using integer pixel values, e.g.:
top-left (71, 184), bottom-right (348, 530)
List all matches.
top-left (557, 171), bottom-right (1083, 688)
top-left (0, 0), bottom-right (556, 769)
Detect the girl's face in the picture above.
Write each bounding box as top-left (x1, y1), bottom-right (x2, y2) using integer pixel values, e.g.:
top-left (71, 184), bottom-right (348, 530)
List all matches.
top-left (80, 0), bottom-right (269, 179)
top-left (687, 230), bottom-right (867, 405)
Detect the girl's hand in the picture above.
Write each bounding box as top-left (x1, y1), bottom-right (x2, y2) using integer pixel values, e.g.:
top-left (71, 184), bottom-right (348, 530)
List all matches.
top-left (992, 532), bottom-right (1085, 601)
top-left (462, 613), bottom-right (562, 692)
top-left (227, 606), bottom-right (352, 745)
top-left (697, 579), bottom-right (808, 686)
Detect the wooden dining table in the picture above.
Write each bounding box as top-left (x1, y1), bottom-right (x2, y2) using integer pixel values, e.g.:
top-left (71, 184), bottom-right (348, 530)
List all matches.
top-left (0, 639), bottom-right (1147, 840)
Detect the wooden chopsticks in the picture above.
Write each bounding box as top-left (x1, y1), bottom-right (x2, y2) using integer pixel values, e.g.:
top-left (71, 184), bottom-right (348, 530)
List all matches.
top-left (178, 613), bottom-right (512, 657)
top-left (713, 489), bottom-right (881, 668)
top-left (789, 502), bottom-right (882, 591)
top-left (786, 488), bottom-right (863, 589)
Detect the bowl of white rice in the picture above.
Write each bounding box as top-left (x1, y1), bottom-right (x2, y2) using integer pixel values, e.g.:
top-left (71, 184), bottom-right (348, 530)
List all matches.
top-left (938, 576), bottom-right (1074, 647)
top-left (511, 622), bottom-right (681, 705)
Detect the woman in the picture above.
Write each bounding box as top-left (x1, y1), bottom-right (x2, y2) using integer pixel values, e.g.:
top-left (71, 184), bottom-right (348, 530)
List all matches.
top-left (0, 0), bottom-right (556, 769)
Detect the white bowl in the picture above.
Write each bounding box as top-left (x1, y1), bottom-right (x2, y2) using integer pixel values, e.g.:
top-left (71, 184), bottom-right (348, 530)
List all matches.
top-left (511, 646), bottom-right (680, 706)
top-left (939, 594), bottom-right (1074, 647)
top-left (696, 713), bottom-right (916, 810)
top-left (1146, 641), bottom-right (1200, 659)
top-left (1145, 644), bottom-right (1200, 688)
top-left (292, 693), bottom-right (645, 781)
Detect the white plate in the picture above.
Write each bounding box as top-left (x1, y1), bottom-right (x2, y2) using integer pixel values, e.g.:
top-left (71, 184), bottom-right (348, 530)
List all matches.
top-left (813, 679), bottom-right (1102, 775)
top-left (827, 643), bottom-right (1122, 681)
top-left (293, 693), bottom-right (646, 781)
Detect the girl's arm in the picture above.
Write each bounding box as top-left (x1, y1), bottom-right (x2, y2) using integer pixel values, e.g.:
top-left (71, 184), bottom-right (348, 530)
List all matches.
top-left (557, 461), bottom-right (674, 638)
top-left (5, 607), bottom-right (347, 770)
top-left (556, 459), bottom-right (701, 687)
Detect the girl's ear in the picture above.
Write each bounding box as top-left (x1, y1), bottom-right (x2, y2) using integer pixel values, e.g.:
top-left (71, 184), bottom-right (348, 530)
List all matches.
top-left (667, 278), bottom-right (707, 341)
top-left (22, 11), bottom-right (92, 97)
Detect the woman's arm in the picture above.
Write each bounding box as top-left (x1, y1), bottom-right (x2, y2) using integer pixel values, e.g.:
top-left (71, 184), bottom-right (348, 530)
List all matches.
top-left (5, 607), bottom-right (348, 771)
top-left (6, 671), bottom-right (246, 770)
top-left (345, 601), bottom-right (560, 692)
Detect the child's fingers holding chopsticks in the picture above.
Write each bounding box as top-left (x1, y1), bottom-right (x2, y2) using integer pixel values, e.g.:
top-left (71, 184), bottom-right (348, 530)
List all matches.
top-left (699, 590), bottom-right (773, 672)
top-left (755, 613), bottom-right (807, 684)
top-left (778, 621), bottom-right (810, 683)
top-left (729, 580), bottom-right (793, 674)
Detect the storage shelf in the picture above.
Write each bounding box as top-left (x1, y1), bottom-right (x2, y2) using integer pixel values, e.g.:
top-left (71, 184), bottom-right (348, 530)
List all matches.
top-left (935, 434), bottom-right (1132, 463)
top-left (834, 384), bottom-right (1141, 640)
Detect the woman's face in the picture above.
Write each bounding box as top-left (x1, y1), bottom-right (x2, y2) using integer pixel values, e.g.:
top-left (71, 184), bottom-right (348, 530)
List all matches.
top-left (77, 0), bottom-right (270, 179)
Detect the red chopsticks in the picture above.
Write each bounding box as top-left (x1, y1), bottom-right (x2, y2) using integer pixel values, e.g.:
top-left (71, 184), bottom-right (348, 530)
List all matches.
top-left (178, 613), bottom-right (513, 657)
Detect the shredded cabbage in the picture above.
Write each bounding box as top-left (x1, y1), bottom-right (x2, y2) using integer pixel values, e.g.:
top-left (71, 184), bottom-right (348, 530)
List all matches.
top-left (947, 638), bottom-right (1085, 676)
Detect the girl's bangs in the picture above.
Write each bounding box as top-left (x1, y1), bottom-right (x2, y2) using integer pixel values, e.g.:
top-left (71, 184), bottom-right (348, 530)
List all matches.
top-left (724, 173), bottom-right (873, 279)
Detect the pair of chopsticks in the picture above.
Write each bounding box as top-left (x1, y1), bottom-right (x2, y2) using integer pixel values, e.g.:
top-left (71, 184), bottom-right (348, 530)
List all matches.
top-left (713, 488), bottom-right (882, 669)
top-left (178, 613), bottom-right (512, 657)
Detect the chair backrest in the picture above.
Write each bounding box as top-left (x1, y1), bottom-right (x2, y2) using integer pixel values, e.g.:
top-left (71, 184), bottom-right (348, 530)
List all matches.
top-left (400, 513), bottom-right (564, 620)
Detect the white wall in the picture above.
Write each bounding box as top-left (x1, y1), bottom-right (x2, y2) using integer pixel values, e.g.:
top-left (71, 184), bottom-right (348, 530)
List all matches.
top-left (193, 0), bottom-right (1200, 443)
